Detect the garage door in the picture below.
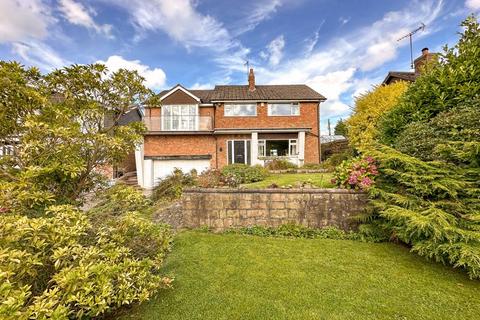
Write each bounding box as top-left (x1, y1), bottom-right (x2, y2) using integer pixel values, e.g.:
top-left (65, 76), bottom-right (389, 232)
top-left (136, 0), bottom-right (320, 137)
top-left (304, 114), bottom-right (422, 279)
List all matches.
top-left (153, 159), bottom-right (210, 184)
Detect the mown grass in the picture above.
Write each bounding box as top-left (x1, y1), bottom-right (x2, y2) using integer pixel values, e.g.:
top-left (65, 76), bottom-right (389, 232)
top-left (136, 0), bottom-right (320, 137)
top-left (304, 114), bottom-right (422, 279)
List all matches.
top-left (243, 172), bottom-right (334, 189)
top-left (116, 231), bottom-right (480, 320)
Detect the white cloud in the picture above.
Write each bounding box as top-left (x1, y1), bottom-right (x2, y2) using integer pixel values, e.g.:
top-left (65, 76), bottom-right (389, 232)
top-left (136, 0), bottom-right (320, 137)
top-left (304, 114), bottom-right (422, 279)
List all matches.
top-left (261, 35), bottom-right (285, 66)
top-left (58, 0), bottom-right (113, 37)
top-left (254, 0), bottom-right (445, 124)
top-left (107, 0), bottom-right (234, 49)
top-left (12, 41), bottom-right (69, 70)
top-left (339, 16), bottom-right (350, 26)
top-left (304, 28), bottom-right (321, 57)
top-left (104, 0), bottom-right (250, 78)
top-left (0, 0), bottom-right (53, 43)
top-left (97, 55), bottom-right (167, 90)
top-left (466, 0), bottom-right (480, 10)
top-left (232, 0), bottom-right (283, 35)
top-left (190, 82), bottom-right (213, 90)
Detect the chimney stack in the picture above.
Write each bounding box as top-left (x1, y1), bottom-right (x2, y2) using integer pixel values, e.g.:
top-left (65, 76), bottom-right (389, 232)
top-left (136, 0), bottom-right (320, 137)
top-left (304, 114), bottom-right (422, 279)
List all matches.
top-left (415, 47), bottom-right (436, 74)
top-left (248, 68), bottom-right (255, 91)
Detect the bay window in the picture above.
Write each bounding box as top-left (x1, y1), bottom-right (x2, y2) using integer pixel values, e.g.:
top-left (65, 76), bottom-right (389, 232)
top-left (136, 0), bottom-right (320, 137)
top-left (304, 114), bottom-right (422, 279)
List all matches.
top-left (257, 139), bottom-right (299, 157)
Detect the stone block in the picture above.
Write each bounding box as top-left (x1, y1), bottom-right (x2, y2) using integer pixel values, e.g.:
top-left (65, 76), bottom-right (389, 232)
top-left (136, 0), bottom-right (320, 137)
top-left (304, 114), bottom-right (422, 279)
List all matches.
top-left (270, 201), bottom-right (285, 209)
top-left (271, 209), bottom-right (289, 219)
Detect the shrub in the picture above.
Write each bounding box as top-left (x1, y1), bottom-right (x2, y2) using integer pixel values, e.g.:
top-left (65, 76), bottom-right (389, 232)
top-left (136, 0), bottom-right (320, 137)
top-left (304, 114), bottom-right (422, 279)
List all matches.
top-left (151, 168), bottom-right (196, 202)
top-left (221, 164), bottom-right (268, 184)
top-left (88, 183), bottom-right (152, 220)
top-left (301, 163), bottom-right (327, 170)
top-left (323, 149), bottom-right (354, 169)
top-left (378, 16), bottom-right (480, 145)
top-left (196, 169), bottom-right (240, 188)
top-left (224, 224), bottom-right (372, 241)
top-left (394, 103), bottom-right (480, 166)
top-left (363, 145), bottom-right (480, 279)
top-left (264, 159), bottom-right (297, 170)
top-left (346, 81), bottom-right (408, 148)
top-left (0, 205), bottom-right (173, 319)
top-left (332, 156), bottom-right (378, 190)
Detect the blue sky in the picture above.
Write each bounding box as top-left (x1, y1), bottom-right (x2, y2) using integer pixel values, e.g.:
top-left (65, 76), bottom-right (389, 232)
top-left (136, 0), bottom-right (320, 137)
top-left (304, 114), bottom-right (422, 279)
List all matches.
top-left (1, 0), bottom-right (479, 134)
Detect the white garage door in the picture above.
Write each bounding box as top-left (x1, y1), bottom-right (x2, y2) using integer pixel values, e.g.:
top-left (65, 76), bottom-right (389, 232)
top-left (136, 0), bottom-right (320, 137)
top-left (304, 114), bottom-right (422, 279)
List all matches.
top-left (153, 159), bottom-right (210, 185)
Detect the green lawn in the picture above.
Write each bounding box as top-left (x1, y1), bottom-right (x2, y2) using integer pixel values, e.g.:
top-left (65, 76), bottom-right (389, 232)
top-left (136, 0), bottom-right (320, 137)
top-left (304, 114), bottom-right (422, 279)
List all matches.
top-left (116, 232), bottom-right (480, 320)
top-left (243, 172), bottom-right (334, 189)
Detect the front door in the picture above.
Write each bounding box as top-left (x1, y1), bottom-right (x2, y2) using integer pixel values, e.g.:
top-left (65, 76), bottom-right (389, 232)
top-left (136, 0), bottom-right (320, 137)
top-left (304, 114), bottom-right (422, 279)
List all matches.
top-left (227, 140), bottom-right (251, 165)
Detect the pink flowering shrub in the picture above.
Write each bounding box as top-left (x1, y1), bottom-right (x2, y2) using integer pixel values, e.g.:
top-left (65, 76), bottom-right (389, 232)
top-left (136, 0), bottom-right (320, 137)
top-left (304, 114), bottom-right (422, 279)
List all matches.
top-left (331, 156), bottom-right (378, 190)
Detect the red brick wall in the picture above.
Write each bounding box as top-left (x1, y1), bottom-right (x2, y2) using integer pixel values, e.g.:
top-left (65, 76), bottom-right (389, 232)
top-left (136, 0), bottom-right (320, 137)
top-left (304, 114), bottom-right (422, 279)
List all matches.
top-left (144, 135), bottom-right (217, 167)
top-left (215, 134), bottom-right (251, 168)
top-left (214, 102), bottom-right (319, 130)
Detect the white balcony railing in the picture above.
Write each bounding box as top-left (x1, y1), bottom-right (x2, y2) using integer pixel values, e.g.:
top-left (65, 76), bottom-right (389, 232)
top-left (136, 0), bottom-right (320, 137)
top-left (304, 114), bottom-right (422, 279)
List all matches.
top-left (144, 116), bottom-right (213, 131)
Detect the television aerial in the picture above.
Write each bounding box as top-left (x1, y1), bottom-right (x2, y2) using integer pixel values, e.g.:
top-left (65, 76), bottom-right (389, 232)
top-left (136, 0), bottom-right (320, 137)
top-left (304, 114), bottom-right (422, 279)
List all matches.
top-left (397, 23), bottom-right (426, 69)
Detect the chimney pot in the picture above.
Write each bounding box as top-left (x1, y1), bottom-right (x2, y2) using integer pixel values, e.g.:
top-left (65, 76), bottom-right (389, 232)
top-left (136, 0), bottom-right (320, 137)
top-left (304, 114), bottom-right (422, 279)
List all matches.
top-left (422, 47), bottom-right (429, 55)
top-left (248, 68), bottom-right (255, 91)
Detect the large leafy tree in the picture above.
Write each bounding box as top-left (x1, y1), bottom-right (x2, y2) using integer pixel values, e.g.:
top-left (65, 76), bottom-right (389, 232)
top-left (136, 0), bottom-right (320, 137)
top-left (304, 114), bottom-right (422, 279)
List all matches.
top-left (378, 15), bottom-right (480, 145)
top-left (333, 118), bottom-right (348, 136)
top-left (0, 63), bottom-right (157, 214)
top-left (360, 15), bottom-right (480, 278)
top-left (346, 81), bottom-right (408, 148)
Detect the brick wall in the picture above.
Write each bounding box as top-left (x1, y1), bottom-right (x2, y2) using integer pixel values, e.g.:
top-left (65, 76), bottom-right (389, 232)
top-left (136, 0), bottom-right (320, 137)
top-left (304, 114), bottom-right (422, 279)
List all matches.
top-left (181, 188), bottom-right (367, 231)
top-left (214, 102), bottom-right (319, 130)
top-left (144, 135), bottom-right (217, 167)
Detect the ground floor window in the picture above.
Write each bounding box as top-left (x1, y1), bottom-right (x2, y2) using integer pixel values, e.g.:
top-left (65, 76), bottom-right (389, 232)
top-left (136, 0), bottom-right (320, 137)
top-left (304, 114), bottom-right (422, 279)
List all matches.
top-left (258, 139), bottom-right (298, 157)
top-left (227, 140), bottom-right (251, 165)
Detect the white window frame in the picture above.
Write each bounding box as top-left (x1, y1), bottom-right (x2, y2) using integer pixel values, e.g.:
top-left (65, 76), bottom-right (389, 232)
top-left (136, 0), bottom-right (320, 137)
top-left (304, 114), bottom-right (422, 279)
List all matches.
top-left (224, 103), bottom-right (257, 117)
top-left (161, 104), bottom-right (198, 131)
top-left (257, 139), bottom-right (299, 157)
top-left (267, 103), bottom-right (300, 116)
top-left (227, 140), bottom-right (251, 165)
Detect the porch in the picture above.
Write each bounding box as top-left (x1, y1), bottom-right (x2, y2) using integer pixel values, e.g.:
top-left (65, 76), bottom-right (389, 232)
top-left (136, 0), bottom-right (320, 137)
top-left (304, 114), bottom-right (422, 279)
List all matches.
top-left (218, 129), bottom-right (308, 167)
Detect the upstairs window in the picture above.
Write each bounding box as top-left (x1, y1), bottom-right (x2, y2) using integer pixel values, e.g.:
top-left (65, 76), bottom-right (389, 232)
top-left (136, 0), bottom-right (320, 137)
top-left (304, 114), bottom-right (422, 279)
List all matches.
top-left (224, 104), bottom-right (257, 116)
top-left (268, 103), bottom-right (300, 116)
top-left (162, 105), bottom-right (197, 131)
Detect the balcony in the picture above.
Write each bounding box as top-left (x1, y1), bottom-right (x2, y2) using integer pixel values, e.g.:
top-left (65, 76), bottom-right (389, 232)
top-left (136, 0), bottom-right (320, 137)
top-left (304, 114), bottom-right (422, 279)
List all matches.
top-left (144, 115), bottom-right (213, 132)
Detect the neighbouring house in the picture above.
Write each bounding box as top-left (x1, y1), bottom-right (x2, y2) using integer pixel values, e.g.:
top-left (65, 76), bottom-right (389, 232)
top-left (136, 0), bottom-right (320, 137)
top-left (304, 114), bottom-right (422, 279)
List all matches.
top-left (320, 135), bottom-right (348, 160)
top-left (101, 107), bottom-right (143, 180)
top-left (382, 47), bottom-right (437, 85)
top-left (135, 68), bottom-right (326, 188)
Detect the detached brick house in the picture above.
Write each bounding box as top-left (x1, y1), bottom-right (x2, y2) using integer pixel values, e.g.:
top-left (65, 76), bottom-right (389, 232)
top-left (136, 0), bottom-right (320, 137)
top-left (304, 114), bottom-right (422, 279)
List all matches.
top-left (135, 69), bottom-right (326, 188)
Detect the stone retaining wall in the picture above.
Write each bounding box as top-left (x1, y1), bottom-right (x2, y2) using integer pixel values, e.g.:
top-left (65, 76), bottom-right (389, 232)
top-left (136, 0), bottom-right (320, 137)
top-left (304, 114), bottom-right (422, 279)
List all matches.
top-left (182, 188), bottom-right (367, 231)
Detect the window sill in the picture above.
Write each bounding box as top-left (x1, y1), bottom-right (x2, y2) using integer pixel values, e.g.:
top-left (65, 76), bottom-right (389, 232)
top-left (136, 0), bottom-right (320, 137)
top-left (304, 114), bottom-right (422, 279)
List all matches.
top-left (258, 155), bottom-right (299, 160)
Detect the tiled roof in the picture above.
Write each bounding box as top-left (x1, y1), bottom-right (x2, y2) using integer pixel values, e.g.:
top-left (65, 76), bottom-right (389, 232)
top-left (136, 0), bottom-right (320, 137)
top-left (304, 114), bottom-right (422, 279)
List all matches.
top-left (158, 84), bottom-right (326, 103)
top-left (189, 89), bottom-right (214, 103)
top-left (382, 71), bottom-right (417, 85)
top-left (210, 85), bottom-right (326, 101)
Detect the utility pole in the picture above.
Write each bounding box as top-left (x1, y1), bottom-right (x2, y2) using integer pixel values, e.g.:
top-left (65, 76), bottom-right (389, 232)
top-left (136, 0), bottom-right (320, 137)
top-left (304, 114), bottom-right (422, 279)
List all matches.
top-left (327, 119), bottom-right (331, 136)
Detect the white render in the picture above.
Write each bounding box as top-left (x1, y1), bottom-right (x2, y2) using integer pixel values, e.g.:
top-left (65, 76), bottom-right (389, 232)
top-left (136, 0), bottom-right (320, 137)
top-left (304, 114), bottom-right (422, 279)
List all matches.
top-left (147, 159), bottom-right (210, 188)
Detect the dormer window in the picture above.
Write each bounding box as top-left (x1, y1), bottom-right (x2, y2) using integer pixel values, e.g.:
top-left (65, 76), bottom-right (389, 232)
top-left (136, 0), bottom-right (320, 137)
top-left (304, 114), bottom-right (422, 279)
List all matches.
top-left (224, 103), bottom-right (257, 117)
top-left (268, 103), bottom-right (300, 116)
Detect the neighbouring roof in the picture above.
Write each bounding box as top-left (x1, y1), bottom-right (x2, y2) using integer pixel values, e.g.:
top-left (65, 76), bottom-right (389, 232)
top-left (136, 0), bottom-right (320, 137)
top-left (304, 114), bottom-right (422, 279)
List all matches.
top-left (320, 135), bottom-right (347, 144)
top-left (382, 71), bottom-right (417, 85)
top-left (158, 84), bottom-right (326, 103)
